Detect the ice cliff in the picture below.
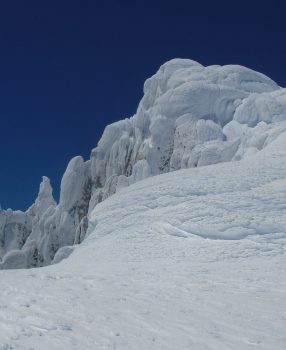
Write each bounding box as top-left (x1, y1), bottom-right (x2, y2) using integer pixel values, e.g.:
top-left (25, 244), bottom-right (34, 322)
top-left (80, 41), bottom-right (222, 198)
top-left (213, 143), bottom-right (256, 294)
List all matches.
top-left (1, 58), bottom-right (286, 268)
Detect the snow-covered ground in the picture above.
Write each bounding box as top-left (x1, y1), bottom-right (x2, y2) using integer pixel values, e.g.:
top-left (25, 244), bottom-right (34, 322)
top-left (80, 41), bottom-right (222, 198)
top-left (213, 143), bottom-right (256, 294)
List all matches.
top-left (1, 132), bottom-right (285, 350)
top-left (2, 58), bottom-right (286, 269)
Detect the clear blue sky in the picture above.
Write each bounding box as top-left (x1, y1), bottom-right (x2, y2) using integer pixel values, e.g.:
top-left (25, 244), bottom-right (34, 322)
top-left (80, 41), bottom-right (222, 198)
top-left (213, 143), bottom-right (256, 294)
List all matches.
top-left (1, 0), bottom-right (285, 210)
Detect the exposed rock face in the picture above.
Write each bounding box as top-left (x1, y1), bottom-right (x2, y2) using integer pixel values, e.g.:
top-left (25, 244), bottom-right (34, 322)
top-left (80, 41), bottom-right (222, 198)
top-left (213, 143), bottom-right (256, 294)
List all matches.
top-left (1, 58), bottom-right (286, 268)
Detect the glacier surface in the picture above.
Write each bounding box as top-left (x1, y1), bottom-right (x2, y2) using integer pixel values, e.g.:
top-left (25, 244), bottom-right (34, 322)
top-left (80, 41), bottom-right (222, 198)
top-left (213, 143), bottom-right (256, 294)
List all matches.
top-left (0, 131), bottom-right (285, 349)
top-left (0, 58), bottom-right (286, 349)
top-left (1, 58), bottom-right (286, 268)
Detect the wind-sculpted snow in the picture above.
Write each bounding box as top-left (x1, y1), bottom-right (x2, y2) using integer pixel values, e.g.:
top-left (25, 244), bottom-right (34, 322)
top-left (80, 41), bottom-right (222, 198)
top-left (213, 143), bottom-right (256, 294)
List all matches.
top-left (90, 59), bottom-right (285, 204)
top-left (0, 210), bottom-right (32, 258)
top-left (0, 160), bottom-right (91, 268)
top-left (1, 58), bottom-right (286, 268)
top-left (0, 132), bottom-right (285, 349)
top-left (86, 132), bottom-right (286, 245)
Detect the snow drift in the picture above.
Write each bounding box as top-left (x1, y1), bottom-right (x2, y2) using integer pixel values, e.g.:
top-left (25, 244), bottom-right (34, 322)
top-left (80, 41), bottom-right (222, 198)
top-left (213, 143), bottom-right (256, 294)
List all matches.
top-left (0, 127), bottom-right (285, 350)
top-left (1, 58), bottom-right (286, 268)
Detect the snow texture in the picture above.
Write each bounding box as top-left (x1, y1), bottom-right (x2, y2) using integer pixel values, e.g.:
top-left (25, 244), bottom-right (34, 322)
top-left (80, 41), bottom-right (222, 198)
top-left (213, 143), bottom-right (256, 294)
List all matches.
top-left (0, 131), bottom-right (285, 349)
top-left (1, 58), bottom-right (286, 269)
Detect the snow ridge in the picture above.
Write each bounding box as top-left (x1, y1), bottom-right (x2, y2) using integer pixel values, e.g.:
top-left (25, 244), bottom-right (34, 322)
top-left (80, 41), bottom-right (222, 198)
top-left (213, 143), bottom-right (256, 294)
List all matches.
top-left (1, 58), bottom-right (286, 269)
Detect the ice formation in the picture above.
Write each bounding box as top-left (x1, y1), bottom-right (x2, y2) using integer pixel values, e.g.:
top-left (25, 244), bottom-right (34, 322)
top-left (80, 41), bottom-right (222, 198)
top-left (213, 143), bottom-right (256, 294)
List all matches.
top-left (1, 58), bottom-right (286, 268)
top-left (0, 128), bottom-right (286, 349)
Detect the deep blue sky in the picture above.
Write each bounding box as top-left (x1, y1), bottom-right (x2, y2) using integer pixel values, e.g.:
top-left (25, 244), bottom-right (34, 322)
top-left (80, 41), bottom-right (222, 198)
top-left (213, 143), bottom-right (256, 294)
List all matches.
top-left (1, 0), bottom-right (285, 210)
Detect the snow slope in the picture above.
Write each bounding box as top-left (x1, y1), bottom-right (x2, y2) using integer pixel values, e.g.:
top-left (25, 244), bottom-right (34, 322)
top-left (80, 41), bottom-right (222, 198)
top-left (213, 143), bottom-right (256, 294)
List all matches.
top-left (0, 132), bottom-right (285, 349)
top-left (1, 58), bottom-right (286, 268)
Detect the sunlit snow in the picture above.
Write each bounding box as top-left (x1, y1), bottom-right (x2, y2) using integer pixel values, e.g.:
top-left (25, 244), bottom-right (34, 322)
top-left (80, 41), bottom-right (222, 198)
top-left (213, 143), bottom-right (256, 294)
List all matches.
top-left (0, 59), bottom-right (286, 349)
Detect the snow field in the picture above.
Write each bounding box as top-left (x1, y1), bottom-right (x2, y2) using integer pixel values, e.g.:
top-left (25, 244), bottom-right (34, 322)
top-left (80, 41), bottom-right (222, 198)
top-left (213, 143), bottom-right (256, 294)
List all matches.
top-left (0, 132), bottom-right (285, 349)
